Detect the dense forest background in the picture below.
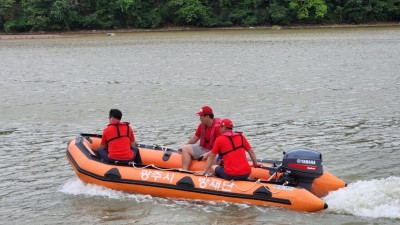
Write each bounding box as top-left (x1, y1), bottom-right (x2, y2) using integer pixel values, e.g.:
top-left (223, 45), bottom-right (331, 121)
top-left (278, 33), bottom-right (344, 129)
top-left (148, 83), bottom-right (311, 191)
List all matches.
top-left (0, 0), bottom-right (399, 32)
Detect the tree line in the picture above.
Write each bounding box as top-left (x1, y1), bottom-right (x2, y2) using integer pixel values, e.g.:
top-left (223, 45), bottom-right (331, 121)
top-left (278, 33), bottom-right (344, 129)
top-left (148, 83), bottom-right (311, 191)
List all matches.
top-left (0, 0), bottom-right (399, 32)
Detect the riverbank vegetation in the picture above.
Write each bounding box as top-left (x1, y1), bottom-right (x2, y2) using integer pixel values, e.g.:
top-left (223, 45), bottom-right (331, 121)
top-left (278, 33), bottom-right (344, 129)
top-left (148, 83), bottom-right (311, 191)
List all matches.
top-left (1, 0), bottom-right (399, 32)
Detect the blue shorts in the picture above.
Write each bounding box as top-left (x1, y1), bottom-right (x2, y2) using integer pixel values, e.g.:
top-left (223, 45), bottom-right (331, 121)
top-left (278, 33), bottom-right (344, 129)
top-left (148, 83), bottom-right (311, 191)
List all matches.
top-left (215, 166), bottom-right (250, 180)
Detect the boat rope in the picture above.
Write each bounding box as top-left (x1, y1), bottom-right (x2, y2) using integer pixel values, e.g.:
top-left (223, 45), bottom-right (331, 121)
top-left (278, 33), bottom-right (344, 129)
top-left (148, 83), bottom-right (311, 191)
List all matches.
top-left (267, 171), bottom-right (278, 181)
top-left (229, 179), bottom-right (262, 192)
top-left (129, 162), bottom-right (194, 173)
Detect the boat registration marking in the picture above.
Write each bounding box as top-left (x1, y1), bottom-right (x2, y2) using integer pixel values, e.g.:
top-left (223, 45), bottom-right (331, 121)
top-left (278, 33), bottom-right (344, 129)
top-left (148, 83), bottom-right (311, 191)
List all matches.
top-left (273, 185), bottom-right (294, 191)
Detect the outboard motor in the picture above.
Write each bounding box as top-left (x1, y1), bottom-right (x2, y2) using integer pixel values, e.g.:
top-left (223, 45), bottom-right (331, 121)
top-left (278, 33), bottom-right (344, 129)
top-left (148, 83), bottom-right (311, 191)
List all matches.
top-left (279, 148), bottom-right (323, 191)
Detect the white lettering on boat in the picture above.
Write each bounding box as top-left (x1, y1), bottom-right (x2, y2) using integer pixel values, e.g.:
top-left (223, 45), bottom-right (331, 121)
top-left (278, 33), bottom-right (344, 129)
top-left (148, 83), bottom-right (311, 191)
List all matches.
top-left (162, 172), bottom-right (175, 183)
top-left (209, 179), bottom-right (222, 190)
top-left (141, 170), bottom-right (152, 180)
top-left (198, 177), bottom-right (233, 192)
top-left (151, 171), bottom-right (163, 181)
top-left (273, 185), bottom-right (294, 191)
top-left (140, 169), bottom-right (175, 183)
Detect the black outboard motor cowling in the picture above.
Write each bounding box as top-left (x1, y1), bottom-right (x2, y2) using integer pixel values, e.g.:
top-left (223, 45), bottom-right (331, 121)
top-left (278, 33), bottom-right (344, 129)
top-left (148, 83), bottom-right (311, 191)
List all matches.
top-left (280, 148), bottom-right (323, 191)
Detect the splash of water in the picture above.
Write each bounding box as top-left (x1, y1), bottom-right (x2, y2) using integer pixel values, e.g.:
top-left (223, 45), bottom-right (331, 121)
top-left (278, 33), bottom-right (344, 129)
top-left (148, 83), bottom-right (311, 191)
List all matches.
top-left (60, 178), bottom-right (153, 203)
top-left (60, 178), bottom-right (256, 213)
top-left (324, 176), bottom-right (400, 219)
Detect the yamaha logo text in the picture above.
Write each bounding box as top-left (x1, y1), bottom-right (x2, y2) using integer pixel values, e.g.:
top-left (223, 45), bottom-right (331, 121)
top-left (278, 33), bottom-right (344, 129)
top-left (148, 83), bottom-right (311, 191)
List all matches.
top-left (296, 159), bottom-right (316, 164)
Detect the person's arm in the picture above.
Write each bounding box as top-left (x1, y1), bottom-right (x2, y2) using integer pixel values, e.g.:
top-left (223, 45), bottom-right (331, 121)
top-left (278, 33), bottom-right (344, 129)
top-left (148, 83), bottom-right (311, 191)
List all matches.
top-left (130, 127), bottom-right (136, 148)
top-left (247, 148), bottom-right (260, 168)
top-left (98, 130), bottom-right (107, 150)
top-left (194, 153), bottom-right (216, 175)
top-left (187, 134), bottom-right (200, 144)
top-left (178, 134), bottom-right (199, 151)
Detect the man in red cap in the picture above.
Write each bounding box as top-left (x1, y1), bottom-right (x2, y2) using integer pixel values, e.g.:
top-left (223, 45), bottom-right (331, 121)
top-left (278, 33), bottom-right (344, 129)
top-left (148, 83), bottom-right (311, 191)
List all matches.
top-left (179, 106), bottom-right (221, 171)
top-left (194, 118), bottom-right (261, 180)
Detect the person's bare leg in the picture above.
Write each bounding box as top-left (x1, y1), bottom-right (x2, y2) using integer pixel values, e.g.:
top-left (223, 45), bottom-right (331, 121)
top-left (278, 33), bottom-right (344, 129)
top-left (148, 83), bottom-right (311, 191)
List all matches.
top-left (210, 165), bottom-right (218, 175)
top-left (181, 145), bottom-right (194, 170)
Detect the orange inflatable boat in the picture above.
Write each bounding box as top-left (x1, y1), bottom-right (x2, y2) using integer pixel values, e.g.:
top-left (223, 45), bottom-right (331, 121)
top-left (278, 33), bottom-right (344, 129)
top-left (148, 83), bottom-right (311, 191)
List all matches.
top-left (66, 134), bottom-right (346, 212)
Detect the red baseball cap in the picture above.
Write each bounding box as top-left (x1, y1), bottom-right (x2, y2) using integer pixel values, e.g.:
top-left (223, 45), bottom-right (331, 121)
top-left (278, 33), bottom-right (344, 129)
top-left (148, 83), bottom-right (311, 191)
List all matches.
top-left (217, 118), bottom-right (233, 129)
top-left (196, 106), bottom-right (213, 116)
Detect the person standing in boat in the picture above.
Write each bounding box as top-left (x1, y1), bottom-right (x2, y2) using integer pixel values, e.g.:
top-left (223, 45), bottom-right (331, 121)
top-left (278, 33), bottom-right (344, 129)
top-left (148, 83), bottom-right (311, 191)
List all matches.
top-left (96, 109), bottom-right (137, 163)
top-left (179, 106), bottom-right (221, 171)
top-left (194, 118), bottom-right (261, 180)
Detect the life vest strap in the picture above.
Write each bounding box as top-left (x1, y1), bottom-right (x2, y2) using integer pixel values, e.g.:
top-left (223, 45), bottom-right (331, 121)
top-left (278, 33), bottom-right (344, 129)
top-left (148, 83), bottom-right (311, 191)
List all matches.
top-left (219, 133), bottom-right (245, 156)
top-left (107, 123), bottom-right (130, 143)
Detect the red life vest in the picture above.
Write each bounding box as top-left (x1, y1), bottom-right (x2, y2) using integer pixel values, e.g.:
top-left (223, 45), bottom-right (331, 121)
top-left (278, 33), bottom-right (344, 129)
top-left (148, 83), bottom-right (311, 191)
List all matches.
top-left (199, 118), bottom-right (221, 148)
top-left (219, 131), bottom-right (245, 156)
top-left (105, 122), bottom-right (130, 144)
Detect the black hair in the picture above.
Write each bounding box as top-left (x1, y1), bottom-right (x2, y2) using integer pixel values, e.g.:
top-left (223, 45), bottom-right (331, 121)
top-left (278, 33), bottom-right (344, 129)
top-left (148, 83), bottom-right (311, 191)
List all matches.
top-left (109, 109), bottom-right (122, 120)
top-left (204, 114), bottom-right (214, 119)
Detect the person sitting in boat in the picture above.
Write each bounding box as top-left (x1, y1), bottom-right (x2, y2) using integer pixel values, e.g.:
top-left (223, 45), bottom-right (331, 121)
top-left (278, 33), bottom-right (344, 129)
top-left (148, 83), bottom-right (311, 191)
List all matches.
top-left (194, 118), bottom-right (261, 180)
top-left (179, 106), bottom-right (221, 171)
top-left (96, 109), bottom-right (137, 164)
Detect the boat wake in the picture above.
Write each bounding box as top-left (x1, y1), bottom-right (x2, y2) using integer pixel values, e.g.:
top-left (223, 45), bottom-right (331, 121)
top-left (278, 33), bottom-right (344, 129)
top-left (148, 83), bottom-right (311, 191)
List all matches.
top-left (60, 178), bottom-right (263, 213)
top-left (61, 176), bottom-right (400, 218)
top-left (324, 176), bottom-right (400, 219)
top-left (60, 178), bottom-right (153, 203)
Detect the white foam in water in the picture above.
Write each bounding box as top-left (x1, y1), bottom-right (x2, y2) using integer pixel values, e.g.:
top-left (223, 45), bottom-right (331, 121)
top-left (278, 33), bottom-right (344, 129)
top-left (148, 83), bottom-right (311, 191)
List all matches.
top-left (60, 178), bottom-right (252, 213)
top-left (60, 178), bottom-right (153, 203)
top-left (324, 176), bottom-right (400, 219)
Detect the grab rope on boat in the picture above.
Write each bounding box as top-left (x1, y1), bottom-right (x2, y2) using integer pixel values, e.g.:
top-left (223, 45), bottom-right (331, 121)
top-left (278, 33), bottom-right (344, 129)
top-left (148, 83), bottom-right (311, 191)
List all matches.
top-left (267, 171), bottom-right (278, 181)
top-left (129, 162), bottom-right (193, 173)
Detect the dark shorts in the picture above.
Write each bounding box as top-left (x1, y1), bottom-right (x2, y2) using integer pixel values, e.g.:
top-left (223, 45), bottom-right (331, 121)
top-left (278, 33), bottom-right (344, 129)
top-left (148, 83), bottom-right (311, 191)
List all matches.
top-left (215, 166), bottom-right (250, 180)
top-left (96, 147), bottom-right (139, 164)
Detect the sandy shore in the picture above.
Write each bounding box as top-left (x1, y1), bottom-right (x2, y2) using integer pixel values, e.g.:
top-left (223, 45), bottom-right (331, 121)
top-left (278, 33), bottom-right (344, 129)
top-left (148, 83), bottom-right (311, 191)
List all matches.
top-left (1, 22), bottom-right (399, 40)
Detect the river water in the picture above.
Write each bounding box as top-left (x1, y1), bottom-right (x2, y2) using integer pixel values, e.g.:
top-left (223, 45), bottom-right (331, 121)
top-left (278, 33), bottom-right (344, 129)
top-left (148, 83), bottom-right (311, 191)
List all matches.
top-left (0, 27), bottom-right (399, 224)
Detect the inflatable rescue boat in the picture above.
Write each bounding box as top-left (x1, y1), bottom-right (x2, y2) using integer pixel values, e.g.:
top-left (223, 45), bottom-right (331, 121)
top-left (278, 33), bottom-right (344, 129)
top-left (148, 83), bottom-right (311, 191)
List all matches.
top-left (66, 134), bottom-right (346, 212)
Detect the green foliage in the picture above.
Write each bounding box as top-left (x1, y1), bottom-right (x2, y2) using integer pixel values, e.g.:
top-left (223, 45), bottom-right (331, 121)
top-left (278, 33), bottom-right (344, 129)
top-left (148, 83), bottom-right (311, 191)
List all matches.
top-left (364, 0), bottom-right (400, 21)
top-left (0, 0), bottom-right (399, 32)
top-left (116, 0), bottom-right (135, 12)
top-left (134, 2), bottom-right (169, 28)
top-left (267, 2), bottom-right (290, 25)
top-left (389, 0), bottom-right (400, 20)
top-left (342, 0), bottom-right (365, 23)
top-left (4, 19), bottom-right (26, 32)
top-left (289, 0), bottom-right (328, 21)
top-left (49, 0), bottom-right (78, 30)
top-left (0, 0), bottom-right (15, 29)
top-left (169, 0), bottom-right (214, 26)
top-left (0, 0), bottom-right (14, 18)
top-left (225, 0), bottom-right (266, 25)
top-left (20, 0), bottom-right (51, 31)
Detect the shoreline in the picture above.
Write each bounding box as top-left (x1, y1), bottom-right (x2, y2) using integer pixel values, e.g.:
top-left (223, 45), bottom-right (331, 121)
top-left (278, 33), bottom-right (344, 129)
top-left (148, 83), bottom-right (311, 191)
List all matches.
top-left (1, 22), bottom-right (399, 40)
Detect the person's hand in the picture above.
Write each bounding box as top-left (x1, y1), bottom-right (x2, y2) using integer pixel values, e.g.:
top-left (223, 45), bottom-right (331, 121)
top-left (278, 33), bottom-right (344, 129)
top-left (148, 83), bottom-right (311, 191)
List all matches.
top-left (193, 171), bottom-right (205, 176)
top-left (253, 163), bottom-right (262, 168)
top-left (201, 151), bottom-right (211, 160)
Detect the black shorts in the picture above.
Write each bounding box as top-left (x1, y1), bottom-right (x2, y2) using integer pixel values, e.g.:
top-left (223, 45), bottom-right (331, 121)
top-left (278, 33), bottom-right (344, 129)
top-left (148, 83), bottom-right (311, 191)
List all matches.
top-left (215, 166), bottom-right (250, 180)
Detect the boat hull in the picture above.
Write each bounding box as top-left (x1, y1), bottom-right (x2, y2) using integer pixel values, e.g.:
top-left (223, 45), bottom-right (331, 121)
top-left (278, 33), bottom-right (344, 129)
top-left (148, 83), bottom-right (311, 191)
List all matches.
top-left (86, 135), bottom-right (346, 197)
top-left (67, 136), bottom-right (328, 212)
